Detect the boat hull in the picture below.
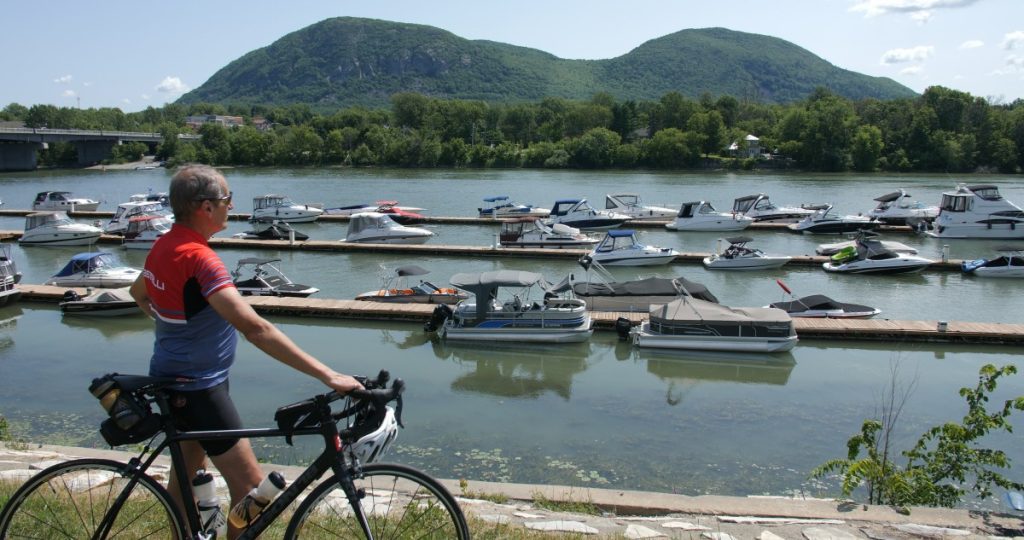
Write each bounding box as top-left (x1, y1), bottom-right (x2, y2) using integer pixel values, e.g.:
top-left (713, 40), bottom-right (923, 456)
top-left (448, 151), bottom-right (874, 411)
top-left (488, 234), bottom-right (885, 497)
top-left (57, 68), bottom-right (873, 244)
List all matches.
top-left (590, 253), bottom-right (678, 266)
top-left (500, 240), bottom-right (597, 249)
top-left (788, 221), bottom-right (879, 234)
top-left (822, 261), bottom-right (929, 274)
top-left (60, 301), bottom-right (139, 317)
top-left (442, 323), bottom-right (593, 343)
top-left (926, 223), bottom-right (1024, 239)
top-left (355, 291), bottom-right (465, 304)
top-left (343, 234), bottom-right (432, 245)
top-left (252, 209), bottom-right (322, 223)
top-left (633, 323), bottom-right (797, 353)
top-left (702, 256), bottom-right (791, 270)
top-left (666, 217), bottom-right (753, 231)
top-left (19, 232), bottom-right (101, 246)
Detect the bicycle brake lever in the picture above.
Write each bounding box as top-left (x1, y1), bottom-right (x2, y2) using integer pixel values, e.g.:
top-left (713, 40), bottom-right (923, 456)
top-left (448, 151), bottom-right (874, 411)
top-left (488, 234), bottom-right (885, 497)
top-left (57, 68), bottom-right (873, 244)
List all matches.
top-left (395, 394), bottom-right (404, 429)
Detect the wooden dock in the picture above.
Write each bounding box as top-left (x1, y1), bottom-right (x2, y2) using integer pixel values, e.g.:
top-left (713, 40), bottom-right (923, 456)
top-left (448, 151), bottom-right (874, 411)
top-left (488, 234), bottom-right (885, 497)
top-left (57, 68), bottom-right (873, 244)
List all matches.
top-left (16, 285), bottom-right (1023, 345)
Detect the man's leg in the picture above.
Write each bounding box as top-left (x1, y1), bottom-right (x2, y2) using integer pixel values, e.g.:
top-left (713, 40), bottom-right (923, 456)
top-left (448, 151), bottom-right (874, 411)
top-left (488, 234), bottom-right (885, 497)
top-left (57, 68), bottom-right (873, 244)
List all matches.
top-left (210, 438), bottom-right (263, 539)
top-left (167, 440), bottom-right (208, 534)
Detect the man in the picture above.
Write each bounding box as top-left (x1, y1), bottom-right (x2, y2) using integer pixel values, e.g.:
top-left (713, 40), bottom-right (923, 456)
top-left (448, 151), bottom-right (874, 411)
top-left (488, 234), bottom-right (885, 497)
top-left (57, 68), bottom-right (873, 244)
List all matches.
top-left (130, 164), bottom-right (362, 535)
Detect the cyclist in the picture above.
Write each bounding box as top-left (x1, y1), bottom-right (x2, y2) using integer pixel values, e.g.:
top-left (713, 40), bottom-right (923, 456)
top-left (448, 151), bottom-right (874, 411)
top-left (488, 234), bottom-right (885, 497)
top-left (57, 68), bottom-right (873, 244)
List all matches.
top-left (129, 164), bottom-right (363, 536)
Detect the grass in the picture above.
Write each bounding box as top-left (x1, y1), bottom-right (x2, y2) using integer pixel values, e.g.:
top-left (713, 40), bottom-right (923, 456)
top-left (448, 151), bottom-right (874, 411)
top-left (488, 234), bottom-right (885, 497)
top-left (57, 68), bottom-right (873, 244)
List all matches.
top-left (531, 490), bottom-right (603, 516)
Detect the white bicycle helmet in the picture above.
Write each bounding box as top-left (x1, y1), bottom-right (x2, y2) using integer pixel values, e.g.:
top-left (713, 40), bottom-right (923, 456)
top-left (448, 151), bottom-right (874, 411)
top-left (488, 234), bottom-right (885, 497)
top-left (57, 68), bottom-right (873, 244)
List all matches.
top-left (349, 406), bottom-right (399, 464)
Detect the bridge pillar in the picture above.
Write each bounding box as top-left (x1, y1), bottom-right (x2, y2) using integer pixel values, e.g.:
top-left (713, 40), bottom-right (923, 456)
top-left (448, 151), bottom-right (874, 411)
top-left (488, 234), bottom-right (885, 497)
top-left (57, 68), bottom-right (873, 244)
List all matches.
top-left (0, 141), bottom-right (44, 171)
top-left (73, 139), bottom-right (119, 166)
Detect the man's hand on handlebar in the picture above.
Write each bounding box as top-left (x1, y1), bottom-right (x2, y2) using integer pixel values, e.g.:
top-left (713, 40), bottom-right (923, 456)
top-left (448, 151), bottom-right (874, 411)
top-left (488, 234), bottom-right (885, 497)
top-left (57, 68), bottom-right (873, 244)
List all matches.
top-left (324, 373), bottom-right (364, 396)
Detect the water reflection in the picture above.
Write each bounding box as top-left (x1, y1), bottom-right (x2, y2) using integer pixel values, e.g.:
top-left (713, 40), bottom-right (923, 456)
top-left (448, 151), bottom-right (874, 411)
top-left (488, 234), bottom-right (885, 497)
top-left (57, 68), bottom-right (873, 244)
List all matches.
top-left (641, 350), bottom-right (796, 406)
top-left (59, 312), bottom-right (152, 340)
top-left (432, 340), bottom-right (592, 400)
top-left (0, 306), bottom-right (22, 349)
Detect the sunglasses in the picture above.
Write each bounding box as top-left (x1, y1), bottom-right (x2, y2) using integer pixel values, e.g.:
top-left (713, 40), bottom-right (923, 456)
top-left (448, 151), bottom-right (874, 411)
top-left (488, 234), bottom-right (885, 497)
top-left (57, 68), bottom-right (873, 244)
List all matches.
top-left (197, 191), bottom-right (232, 205)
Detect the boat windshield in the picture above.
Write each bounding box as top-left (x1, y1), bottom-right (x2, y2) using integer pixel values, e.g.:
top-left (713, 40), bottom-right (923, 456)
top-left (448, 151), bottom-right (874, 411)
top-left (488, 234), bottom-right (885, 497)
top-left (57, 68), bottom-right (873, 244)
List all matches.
top-left (699, 202), bottom-right (719, 214)
top-left (939, 194), bottom-right (971, 212)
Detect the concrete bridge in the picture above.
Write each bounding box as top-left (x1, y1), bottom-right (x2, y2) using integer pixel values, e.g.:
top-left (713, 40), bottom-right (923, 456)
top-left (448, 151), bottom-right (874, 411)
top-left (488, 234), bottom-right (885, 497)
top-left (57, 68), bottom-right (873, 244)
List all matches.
top-left (0, 127), bottom-right (198, 171)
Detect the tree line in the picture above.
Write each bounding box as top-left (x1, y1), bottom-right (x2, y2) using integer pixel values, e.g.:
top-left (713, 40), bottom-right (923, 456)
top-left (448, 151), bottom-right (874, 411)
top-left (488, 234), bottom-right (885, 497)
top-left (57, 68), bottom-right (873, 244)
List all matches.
top-left (2, 85), bottom-right (1022, 173)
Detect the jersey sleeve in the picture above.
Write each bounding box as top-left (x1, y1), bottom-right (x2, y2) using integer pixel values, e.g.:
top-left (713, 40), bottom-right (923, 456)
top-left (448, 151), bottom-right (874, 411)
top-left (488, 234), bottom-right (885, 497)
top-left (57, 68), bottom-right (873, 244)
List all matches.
top-left (192, 248), bottom-right (236, 297)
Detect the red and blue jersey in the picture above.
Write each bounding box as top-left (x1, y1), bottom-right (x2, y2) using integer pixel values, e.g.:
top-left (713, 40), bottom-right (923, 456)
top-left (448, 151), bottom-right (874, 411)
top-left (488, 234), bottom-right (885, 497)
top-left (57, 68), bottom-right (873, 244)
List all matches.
top-left (142, 224), bottom-right (237, 390)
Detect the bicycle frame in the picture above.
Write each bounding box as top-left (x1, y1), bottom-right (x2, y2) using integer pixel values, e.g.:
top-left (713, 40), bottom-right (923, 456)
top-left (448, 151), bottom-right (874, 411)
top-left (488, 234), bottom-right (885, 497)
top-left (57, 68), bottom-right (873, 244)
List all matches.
top-left (99, 392), bottom-right (372, 539)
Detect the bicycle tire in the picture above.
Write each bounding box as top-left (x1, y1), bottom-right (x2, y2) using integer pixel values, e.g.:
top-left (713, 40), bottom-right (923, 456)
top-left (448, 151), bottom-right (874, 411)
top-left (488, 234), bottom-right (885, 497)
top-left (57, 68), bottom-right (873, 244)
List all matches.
top-left (285, 462), bottom-right (469, 539)
top-left (0, 458), bottom-right (186, 539)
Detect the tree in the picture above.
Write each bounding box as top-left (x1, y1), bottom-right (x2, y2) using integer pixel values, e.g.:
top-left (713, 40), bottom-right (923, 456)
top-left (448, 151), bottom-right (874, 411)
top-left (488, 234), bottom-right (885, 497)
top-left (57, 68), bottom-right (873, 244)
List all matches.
top-left (644, 128), bottom-right (701, 168)
top-left (851, 125), bottom-right (884, 172)
top-left (391, 92), bottom-right (433, 129)
top-left (198, 123), bottom-right (231, 165)
top-left (688, 111), bottom-right (726, 157)
top-left (230, 126), bottom-right (273, 166)
top-left (572, 128), bottom-right (621, 168)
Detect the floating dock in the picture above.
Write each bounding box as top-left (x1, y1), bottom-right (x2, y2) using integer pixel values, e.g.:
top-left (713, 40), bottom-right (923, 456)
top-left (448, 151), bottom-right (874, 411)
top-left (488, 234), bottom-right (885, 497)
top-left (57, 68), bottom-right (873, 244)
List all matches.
top-left (15, 285), bottom-right (1024, 345)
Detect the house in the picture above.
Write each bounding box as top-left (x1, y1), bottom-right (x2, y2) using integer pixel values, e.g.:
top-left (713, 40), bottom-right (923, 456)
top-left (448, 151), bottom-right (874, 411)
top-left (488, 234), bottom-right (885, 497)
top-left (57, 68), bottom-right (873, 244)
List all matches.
top-left (727, 134), bottom-right (762, 159)
top-left (185, 115), bottom-right (244, 130)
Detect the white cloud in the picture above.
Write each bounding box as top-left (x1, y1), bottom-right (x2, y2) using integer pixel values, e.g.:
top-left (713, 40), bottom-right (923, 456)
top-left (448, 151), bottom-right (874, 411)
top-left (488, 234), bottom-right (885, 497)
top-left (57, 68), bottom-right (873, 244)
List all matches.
top-left (82, 81), bottom-right (93, 87)
top-left (1003, 31), bottom-right (1024, 50)
top-left (61, 89), bottom-right (76, 98)
top-left (53, 74), bottom-right (72, 84)
top-left (900, 66), bottom-right (924, 75)
top-left (959, 40), bottom-right (984, 49)
top-left (953, 74), bottom-right (965, 79)
top-left (122, 98), bottom-right (132, 105)
top-left (141, 94), bottom-right (151, 101)
top-left (881, 45), bottom-right (934, 64)
top-left (910, 10), bottom-right (931, 23)
top-left (155, 76), bottom-right (189, 94)
top-left (851, 0), bottom-right (981, 18)
top-left (991, 55), bottom-right (1024, 76)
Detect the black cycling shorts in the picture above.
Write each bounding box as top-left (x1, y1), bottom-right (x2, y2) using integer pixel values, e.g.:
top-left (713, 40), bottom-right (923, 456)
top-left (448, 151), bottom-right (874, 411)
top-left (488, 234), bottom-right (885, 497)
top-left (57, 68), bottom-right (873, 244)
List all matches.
top-left (167, 380), bottom-right (242, 457)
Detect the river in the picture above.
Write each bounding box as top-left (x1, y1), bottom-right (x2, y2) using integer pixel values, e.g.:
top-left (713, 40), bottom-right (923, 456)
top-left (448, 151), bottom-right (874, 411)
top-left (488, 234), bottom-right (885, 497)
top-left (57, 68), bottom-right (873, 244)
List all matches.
top-left (1, 168), bottom-right (1023, 502)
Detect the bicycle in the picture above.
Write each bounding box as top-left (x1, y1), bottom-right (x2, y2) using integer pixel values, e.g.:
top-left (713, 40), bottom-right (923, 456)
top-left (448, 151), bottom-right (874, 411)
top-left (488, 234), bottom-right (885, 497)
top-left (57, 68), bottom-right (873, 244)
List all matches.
top-left (0, 370), bottom-right (469, 539)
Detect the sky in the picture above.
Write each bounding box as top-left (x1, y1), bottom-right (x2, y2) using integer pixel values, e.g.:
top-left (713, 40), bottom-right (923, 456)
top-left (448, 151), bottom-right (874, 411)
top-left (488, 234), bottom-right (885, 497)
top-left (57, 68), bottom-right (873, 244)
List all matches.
top-left (2, 0), bottom-right (1022, 113)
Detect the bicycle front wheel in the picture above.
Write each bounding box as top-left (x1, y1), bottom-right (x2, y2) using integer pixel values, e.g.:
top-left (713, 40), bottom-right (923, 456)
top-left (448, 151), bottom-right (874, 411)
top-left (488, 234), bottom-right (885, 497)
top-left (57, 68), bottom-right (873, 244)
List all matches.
top-left (0, 458), bottom-right (185, 539)
top-left (286, 462), bottom-right (469, 539)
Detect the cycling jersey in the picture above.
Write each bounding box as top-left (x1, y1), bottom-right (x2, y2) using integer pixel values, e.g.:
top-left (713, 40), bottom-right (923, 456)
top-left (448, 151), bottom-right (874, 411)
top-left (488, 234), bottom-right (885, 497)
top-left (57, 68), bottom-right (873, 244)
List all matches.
top-left (143, 224), bottom-right (237, 390)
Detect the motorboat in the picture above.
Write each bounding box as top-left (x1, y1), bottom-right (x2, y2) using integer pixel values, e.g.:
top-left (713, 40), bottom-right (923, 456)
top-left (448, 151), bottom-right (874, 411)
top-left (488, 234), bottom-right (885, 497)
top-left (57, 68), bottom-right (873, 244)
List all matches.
top-left (105, 201), bottom-right (169, 234)
top-left (545, 199), bottom-right (629, 230)
top-left (232, 219), bottom-right (309, 241)
top-left (787, 204), bottom-right (879, 234)
top-left (424, 270), bottom-right (592, 343)
top-left (323, 201), bottom-right (425, 216)
top-left (571, 256), bottom-right (717, 312)
top-left (588, 229), bottom-right (678, 266)
top-left (128, 189), bottom-right (169, 207)
top-left (666, 201), bottom-right (753, 231)
top-left (703, 236), bottom-right (791, 270)
top-left (627, 297), bottom-right (798, 353)
top-left (961, 246), bottom-right (1024, 278)
top-left (732, 194), bottom-right (817, 223)
top-left (375, 201), bottom-right (426, 224)
top-left (230, 258), bottom-right (320, 297)
top-left (46, 252), bottom-right (141, 288)
top-left (252, 194), bottom-right (323, 223)
top-left (867, 189), bottom-right (938, 225)
top-left (927, 184), bottom-right (1024, 239)
top-left (816, 236), bottom-right (918, 256)
top-left (498, 218), bottom-right (601, 249)
top-left (822, 235), bottom-right (934, 274)
top-left (59, 288), bottom-right (141, 317)
top-left (768, 294), bottom-right (880, 319)
top-left (355, 264), bottom-right (468, 304)
top-left (122, 215), bottom-right (172, 250)
top-left (0, 245), bottom-right (22, 307)
top-left (32, 191), bottom-right (100, 212)
top-left (342, 212), bottom-right (433, 244)
top-left (479, 196), bottom-right (550, 218)
top-left (19, 211), bottom-right (102, 247)
top-left (603, 193), bottom-right (675, 221)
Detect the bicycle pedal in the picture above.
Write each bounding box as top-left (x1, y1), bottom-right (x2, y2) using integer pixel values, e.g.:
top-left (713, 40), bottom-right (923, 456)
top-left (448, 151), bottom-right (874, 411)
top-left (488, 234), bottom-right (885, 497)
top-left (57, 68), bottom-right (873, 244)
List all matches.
top-left (356, 488), bottom-right (366, 499)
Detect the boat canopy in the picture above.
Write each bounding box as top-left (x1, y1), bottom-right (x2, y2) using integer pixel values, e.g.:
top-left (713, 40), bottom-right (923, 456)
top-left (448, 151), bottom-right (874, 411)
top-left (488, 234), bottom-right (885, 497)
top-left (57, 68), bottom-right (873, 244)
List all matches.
top-left (450, 270), bottom-right (551, 320)
top-left (650, 297), bottom-right (790, 326)
top-left (606, 229), bottom-right (636, 238)
top-left (347, 212), bottom-right (393, 234)
top-left (725, 236), bottom-right (754, 245)
top-left (25, 211), bottom-right (71, 230)
top-left (483, 196), bottom-right (509, 202)
top-left (394, 265), bottom-right (430, 277)
top-left (770, 294), bottom-right (868, 313)
top-left (873, 190), bottom-right (908, 203)
top-left (237, 257), bottom-right (282, 266)
top-left (573, 276), bottom-right (718, 303)
top-left (53, 252), bottom-right (116, 277)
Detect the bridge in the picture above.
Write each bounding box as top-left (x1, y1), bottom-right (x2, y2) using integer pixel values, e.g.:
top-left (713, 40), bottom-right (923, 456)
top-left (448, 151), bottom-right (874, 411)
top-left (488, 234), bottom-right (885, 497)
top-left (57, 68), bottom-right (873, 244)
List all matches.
top-left (0, 127), bottom-right (198, 171)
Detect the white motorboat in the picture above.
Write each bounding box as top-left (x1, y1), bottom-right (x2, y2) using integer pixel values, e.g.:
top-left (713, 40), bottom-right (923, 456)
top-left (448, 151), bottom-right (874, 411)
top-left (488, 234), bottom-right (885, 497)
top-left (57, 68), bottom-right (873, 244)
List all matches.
top-left (122, 215), bottom-right (172, 250)
top-left (788, 204), bottom-right (879, 234)
top-left (46, 252), bottom-right (141, 288)
top-left (105, 201), bottom-right (169, 234)
top-left (732, 194), bottom-right (817, 223)
top-left (232, 219), bottom-right (309, 241)
top-left (19, 211), bottom-right (102, 247)
top-left (603, 193), bottom-right (676, 221)
top-left (231, 258), bottom-right (320, 297)
top-left (589, 229), bottom-right (678, 266)
top-left (961, 246), bottom-right (1024, 278)
top-left (32, 191), bottom-right (100, 212)
top-left (867, 189), bottom-right (938, 225)
top-left (768, 294), bottom-right (880, 319)
top-left (822, 235), bottom-right (934, 274)
top-left (478, 196), bottom-right (550, 218)
top-left (128, 189), bottom-right (169, 207)
top-left (703, 236), bottom-right (791, 270)
top-left (355, 264), bottom-right (468, 304)
top-left (342, 212), bottom-right (433, 244)
top-left (627, 297), bottom-right (798, 353)
top-left (927, 184), bottom-right (1024, 239)
top-left (324, 201), bottom-right (425, 216)
top-left (571, 256), bottom-right (718, 312)
top-left (666, 201), bottom-right (753, 231)
top-left (816, 236), bottom-right (918, 256)
top-left (546, 198), bottom-right (629, 230)
top-left (59, 288), bottom-right (141, 317)
top-left (498, 218), bottom-right (600, 249)
top-left (252, 194), bottom-right (323, 223)
top-left (0, 245), bottom-right (22, 307)
top-left (424, 270), bottom-right (592, 343)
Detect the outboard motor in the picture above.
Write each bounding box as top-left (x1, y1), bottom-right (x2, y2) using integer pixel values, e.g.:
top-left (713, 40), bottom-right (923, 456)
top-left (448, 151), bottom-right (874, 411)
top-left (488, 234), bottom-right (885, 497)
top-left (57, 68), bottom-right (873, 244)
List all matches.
top-left (61, 290), bottom-right (81, 303)
top-left (424, 304), bottom-right (453, 332)
top-left (614, 317), bottom-right (633, 341)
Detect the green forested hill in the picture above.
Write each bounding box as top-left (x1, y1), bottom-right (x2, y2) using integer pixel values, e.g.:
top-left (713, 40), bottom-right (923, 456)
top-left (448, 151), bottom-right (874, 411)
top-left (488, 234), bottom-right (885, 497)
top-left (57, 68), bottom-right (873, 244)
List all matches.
top-left (177, 17), bottom-right (915, 108)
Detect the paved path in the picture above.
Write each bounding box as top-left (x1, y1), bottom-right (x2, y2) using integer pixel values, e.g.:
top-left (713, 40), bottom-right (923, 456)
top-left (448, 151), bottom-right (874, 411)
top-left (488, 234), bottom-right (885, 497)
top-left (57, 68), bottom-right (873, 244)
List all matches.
top-left (1, 444), bottom-right (1021, 539)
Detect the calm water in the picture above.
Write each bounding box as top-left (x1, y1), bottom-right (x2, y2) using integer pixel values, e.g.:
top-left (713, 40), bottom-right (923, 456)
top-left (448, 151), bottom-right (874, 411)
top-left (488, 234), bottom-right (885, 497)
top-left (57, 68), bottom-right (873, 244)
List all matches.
top-left (1, 168), bottom-right (1023, 502)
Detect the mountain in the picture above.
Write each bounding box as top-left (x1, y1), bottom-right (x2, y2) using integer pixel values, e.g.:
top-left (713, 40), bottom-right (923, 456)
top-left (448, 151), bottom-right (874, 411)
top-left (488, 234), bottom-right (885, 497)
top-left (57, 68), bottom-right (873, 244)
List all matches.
top-left (177, 18), bottom-right (915, 109)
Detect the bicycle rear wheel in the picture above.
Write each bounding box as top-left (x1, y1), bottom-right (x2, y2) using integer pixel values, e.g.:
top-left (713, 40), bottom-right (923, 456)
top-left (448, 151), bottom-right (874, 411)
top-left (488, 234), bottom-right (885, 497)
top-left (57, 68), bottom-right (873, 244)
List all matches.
top-left (285, 462), bottom-right (469, 539)
top-left (0, 458), bottom-right (185, 539)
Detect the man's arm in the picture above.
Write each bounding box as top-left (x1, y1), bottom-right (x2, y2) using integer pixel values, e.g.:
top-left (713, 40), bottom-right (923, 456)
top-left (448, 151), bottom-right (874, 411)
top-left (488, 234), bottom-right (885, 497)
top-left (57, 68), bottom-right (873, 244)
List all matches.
top-left (129, 274), bottom-right (155, 319)
top-left (206, 287), bottom-right (363, 395)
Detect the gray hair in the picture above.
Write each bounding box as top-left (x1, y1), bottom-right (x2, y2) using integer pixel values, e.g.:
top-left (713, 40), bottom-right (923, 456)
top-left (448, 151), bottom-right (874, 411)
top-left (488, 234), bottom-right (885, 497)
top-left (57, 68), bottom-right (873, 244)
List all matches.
top-left (169, 164), bottom-right (227, 221)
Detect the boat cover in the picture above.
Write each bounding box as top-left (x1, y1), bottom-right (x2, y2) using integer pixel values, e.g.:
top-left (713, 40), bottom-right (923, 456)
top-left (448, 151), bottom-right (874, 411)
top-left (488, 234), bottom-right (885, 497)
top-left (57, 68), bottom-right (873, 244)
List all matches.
top-left (53, 253), bottom-right (115, 277)
top-left (92, 289), bottom-right (135, 303)
top-left (769, 294), bottom-right (873, 313)
top-left (395, 265), bottom-right (429, 277)
top-left (873, 191), bottom-right (906, 202)
top-left (650, 297), bottom-right (790, 325)
top-left (572, 277), bottom-right (718, 303)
